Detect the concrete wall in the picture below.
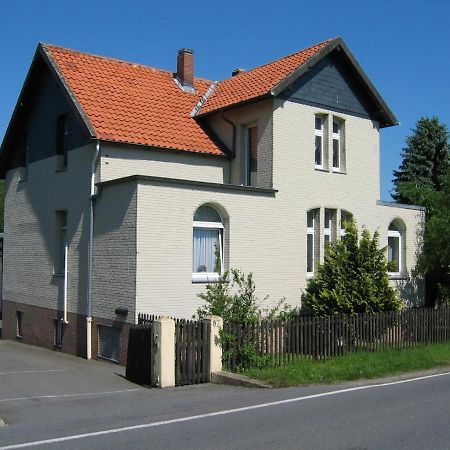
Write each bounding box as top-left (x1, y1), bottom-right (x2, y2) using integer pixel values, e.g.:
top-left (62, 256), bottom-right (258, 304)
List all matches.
top-left (99, 142), bottom-right (230, 184)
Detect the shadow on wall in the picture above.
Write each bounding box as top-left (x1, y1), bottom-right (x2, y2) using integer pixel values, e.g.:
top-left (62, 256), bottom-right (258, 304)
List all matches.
top-left (397, 275), bottom-right (425, 308)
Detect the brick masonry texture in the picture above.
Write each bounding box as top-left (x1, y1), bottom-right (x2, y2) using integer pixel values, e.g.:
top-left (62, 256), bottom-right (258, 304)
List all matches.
top-left (2, 300), bottom-right (131, 365)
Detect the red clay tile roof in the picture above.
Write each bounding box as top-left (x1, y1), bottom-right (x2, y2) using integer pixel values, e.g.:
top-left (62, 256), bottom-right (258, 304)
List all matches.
top-left (43, 45), bottom-right (224, 156)
top-left (42, 39), bottom-right (334, 156)
top-left (197, 38), bottom-right (335, 116)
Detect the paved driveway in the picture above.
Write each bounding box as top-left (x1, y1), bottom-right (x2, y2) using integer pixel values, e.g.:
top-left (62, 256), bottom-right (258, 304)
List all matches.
top-left (1, 340), bottom-right (450, 449)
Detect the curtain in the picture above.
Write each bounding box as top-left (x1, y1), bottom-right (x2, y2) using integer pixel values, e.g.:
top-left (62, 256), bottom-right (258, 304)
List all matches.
top-left (193, 229), bottom-right (221, 273)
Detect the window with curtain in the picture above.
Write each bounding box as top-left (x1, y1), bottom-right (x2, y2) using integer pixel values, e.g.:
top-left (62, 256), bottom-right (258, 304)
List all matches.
top-left (388, 220), bottom-right (404, 276)
top-left (193, 205), bottom-right (224, 282)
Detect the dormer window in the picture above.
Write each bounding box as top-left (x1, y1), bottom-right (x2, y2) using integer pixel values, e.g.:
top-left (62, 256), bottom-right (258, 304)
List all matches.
top-left (56, 115), bottom-right (68, 169)
top-left (245, 125), bottom-right (258, 187)
top-left (314, 116), bottom-right (324, 168)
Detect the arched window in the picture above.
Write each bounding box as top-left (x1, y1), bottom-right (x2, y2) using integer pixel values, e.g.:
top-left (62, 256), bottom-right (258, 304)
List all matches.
top-left (192, 205), bottom-right (224, 282)
top-left (388, 220), bottom-right (405, 276)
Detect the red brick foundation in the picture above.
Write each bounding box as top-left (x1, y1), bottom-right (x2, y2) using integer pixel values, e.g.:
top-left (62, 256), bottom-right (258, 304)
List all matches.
top-left (2, 300), bottom-right (132, 365)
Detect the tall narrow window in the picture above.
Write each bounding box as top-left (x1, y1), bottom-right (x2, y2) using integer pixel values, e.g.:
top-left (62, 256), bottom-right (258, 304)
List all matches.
top-left (246, 126), bottom-right (258, 187)
top-left (55, 211), bottom-right (68, 275)
top-left (56, 115), bottom-right (68, 169)
top-left (324, 209), bottom-right (332, 249)
top-left (388, 221), bottom-right (404, 276)
top-left (307, 210), bottom-right (315, 276)
top-left (332, 120), bottom-right (340, 170)
top-left (314, 116), bottom-right (324, 168)
top-left (193, 205), bottom-right (224, 282)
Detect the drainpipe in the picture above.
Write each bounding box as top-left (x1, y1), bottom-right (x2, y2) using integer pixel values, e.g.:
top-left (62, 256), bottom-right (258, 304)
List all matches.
top-left (63, 236), bottom-right (68, 324)
top-left (86, 140), bottom-right (100, 359)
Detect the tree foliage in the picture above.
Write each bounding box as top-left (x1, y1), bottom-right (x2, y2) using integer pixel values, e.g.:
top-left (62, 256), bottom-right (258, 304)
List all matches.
top-left (196, 269), bottom-right (298, 322)
top-left (302, 220), bottom-right (402, 316)
top-left (416, 169), bottom-right (450, 304)
top-left (392, 117), bottom-right (449, 205)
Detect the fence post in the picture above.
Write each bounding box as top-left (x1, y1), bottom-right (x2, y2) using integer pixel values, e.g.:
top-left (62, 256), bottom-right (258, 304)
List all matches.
top-left (204, 315), bottom-right (223, 375)
top-left (154, 317), bottom-right (175, 388)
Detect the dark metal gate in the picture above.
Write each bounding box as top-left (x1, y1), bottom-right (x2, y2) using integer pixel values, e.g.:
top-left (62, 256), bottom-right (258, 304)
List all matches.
top-left (126, 324), bottom-right (156, 387)
top-left (175, 320), bottom-right (210, 386)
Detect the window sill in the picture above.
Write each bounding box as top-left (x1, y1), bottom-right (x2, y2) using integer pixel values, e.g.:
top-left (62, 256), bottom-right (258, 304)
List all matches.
top-left (389, 274), bottom-right (407, 281)
top-left (192, 273), bottom-right (223, 283)
top-left (332, 169), bottom-right (346, 175)
top-left (314, 166), bottom-right (328, 173)
top-left (306, 273), bottom-right (315, 280)
top-left (16, 335), bottom-right (23, 340)
top-left (52, 272), bottom-right (65, 278)
top-left (55, 166), bottom-right (68, 173)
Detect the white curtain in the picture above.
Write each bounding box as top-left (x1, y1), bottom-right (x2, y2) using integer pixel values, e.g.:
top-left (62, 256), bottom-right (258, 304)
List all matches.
top-left (193, 229), bottom-right (220, 273)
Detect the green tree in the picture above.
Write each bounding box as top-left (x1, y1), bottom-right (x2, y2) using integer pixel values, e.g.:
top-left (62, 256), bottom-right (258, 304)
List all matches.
top-left (302, 220), bottom-right (402, 316)
top-left (392, 117), bottom-right (449, 205)
top-left (416, 169), bottom-right (450, 304)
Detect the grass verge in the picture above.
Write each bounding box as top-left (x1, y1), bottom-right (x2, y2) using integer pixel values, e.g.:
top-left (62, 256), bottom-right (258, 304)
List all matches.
top-left (243, 342), bottom-right (450, 387)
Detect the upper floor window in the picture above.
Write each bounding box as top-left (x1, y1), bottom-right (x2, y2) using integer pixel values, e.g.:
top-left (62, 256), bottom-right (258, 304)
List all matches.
top-left (193, 205), bottom-right (224, 283)
top-left (56, 115), bottom-right (68, 169)
top-left (314, 116), bottom-right (324, 168)
top-left (332, 120), bottom-right (341, 170)
top-left (245, 126), bottom-right (258, 187)
top-left (388, 220), bottom-right (405, 277)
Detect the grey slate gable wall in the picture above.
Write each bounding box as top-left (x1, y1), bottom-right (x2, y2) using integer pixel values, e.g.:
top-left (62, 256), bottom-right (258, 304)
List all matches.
top-left (280, 53), bottom-right (376, 120)
top-left (12, 67), bottom-right (88, 167)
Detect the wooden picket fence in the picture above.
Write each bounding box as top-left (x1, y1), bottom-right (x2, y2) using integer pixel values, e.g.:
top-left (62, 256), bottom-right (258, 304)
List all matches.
top-left (223, 307), bottom-right (450, 371)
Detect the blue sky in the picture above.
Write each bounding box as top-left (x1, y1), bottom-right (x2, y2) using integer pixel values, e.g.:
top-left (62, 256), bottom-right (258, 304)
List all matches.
top-left (1, 0), bottom-right (449, 200)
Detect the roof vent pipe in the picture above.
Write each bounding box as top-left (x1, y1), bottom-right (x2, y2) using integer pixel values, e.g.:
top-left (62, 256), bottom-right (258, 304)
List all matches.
top-left (176, 48), bottom-right (194, 91)
top-left (232, 68), bottom-right (246, 77)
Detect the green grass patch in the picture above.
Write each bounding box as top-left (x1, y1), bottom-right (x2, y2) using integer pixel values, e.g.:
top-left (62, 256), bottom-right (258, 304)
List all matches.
top-left (243, 342), bottom-right (450, 387)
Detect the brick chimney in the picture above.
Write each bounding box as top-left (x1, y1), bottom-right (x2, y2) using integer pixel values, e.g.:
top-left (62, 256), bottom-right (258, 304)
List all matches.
top-left (232, 68), bottom-right (246, 77)
top-left (176, 48), bottom-right (194, 91)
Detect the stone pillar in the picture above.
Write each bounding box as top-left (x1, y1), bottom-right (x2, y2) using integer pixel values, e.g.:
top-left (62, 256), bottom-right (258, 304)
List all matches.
top-left (204, 315), bottom-right (223, 375)
top-left (154, 317), bottom-right (175, 388)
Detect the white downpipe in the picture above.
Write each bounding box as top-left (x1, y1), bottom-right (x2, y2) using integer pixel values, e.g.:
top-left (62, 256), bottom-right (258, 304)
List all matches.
top-left (63, 238), bottom-right (68, 324)
top-left (86, 141), bottom-right (100, 360)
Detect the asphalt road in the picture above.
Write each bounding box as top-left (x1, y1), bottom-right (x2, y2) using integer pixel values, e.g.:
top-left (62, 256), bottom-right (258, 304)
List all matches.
top-left (1, 340), bottom-right (450, 449)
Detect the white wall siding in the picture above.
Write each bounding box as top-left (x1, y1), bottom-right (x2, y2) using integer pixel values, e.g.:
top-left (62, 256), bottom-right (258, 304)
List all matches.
top-left (99, 143), bottom-right (230, 184)
top-left (3, 143), bottom-right (94, 315)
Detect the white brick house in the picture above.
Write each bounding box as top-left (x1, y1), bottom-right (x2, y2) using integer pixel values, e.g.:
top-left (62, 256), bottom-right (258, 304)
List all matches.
top-left (0, 37), bottom-right (424, 364)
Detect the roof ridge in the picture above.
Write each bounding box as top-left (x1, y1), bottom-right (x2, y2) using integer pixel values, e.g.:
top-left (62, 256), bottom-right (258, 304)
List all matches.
top-left (217, 37), bottom-right (337, 82)
top-left (41, 43), bottom-right (214, 84)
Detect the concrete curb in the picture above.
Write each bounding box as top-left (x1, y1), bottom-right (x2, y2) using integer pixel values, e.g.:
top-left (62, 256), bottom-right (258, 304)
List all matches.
top-left (211, 371), bottom-right (271, 389)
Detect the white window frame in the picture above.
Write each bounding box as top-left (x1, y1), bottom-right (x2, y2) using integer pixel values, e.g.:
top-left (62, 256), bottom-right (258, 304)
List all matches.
top-left (388, 226), bottom-right (402, 278)
top-left (314, 116), bottom-right (324, 169)
top-left (306, 211), bottom-right (315, 278)
top-left (340, 211), bottom-right (352, 238)
top-left (192, 219), bottom-right (224, 283)
top-left (332, 119), bottom-right (341, 171)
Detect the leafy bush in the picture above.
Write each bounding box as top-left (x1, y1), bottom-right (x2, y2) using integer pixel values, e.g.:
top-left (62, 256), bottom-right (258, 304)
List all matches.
top-left (302, 220), bottom-right (402, 316)
top-left (197, 268), bottom-right (298, 371)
